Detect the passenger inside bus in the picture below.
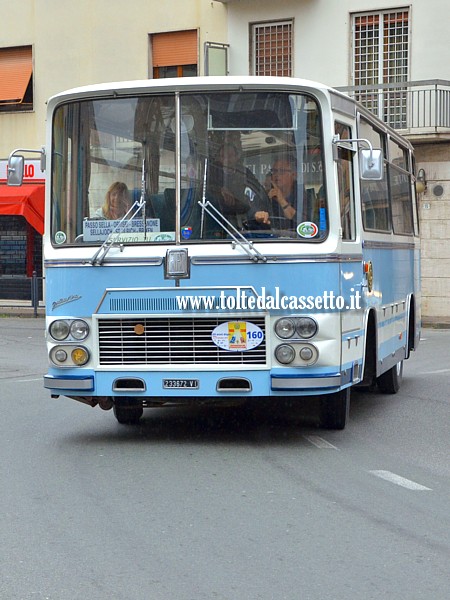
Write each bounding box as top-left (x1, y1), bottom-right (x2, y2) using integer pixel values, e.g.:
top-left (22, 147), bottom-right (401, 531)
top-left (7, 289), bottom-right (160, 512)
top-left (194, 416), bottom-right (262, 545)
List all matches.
top-left (266, 154), bottom-right (299, 229)
top-left (207, 142), bottom-right (271, 231)
top-left (95, 182), bottom-right (132, 220)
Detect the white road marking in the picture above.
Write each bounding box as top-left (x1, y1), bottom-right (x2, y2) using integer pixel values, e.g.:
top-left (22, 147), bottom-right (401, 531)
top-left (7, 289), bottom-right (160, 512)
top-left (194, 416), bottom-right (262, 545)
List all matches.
top-left (11, 378), bottom-right (42, 383)
top-left (417, 368), bottom-right (450, 375)
top-left (304, 435), bottom-right (338, 449)
top-left (369, 470), bottom-right (432, 491)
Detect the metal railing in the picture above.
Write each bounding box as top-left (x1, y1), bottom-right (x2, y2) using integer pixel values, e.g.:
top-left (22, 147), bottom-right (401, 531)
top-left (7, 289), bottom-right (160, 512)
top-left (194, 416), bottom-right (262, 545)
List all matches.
top-left (0, 271), bottom-right (44, 317)
top-left (337, 79), bottom-right (450, 134)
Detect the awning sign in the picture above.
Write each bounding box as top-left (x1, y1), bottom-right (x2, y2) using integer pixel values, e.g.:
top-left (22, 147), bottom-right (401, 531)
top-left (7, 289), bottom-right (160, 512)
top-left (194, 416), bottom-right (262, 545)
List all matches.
top-left (0, 159), bottom-right (44, 182)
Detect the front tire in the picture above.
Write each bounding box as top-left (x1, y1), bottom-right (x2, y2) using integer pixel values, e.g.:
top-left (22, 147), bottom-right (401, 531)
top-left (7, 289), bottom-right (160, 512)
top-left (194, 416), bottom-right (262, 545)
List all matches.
top-left (113, 398), bottom-right (143, 425)
top-left (377, 361), bottom-right (403, 394)
top-left (319, 388), bottom-right (350, 430)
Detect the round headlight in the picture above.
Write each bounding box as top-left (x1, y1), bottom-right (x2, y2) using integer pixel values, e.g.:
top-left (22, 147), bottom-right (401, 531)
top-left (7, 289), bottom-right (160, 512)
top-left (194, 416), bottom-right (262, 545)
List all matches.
top-left (70, 320), bottom-right (89, 340)
top-left (71, 347), bottom-right (89, 366)
top-left (49, 320), bottom-right (70, 341)
top-left (50, 347), bottom-right (68, 365)
top-left (54, 349), bottom-right (68, 363)
top-left (295, 317), bottom-right (317, 339)
top-left (275, 344), bottom-right (295, 365)
top-left (275, 318), bottom-right (296, 339)
top-left (299, 346), bottom-right (314, 361)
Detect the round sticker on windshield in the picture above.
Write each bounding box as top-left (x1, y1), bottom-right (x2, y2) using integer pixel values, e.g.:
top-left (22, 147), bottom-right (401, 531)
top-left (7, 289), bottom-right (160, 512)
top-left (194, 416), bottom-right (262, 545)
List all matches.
top-left (54, 231), bottom-right (67, 244)
top-left (297, 221), bottom-right (318, 238)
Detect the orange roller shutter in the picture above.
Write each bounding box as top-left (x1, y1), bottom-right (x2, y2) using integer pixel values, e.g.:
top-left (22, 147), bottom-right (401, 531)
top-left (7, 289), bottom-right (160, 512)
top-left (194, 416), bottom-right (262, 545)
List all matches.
top-left (0, 46), bottom-right (32, 104)
top-left (152, 30), bottom-right (198, 67)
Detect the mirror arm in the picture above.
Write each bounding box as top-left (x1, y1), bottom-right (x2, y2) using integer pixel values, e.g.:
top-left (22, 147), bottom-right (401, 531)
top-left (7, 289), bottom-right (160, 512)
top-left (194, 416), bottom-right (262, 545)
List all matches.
top-left (7, 147), bottom-right (46, 186)
top-left (9, 147), bottom-right (46, 163)
top-left (332, 135), bottom-right (374, 164)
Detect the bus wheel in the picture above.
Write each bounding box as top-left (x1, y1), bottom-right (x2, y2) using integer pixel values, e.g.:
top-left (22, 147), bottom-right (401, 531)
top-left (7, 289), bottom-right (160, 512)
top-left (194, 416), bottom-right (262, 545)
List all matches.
top-left (113, 398), bottom-right (143, 425)
top-left (319, 388), bottom-right (350, 430)
top-left (377, 361), bottom-right (403, 394)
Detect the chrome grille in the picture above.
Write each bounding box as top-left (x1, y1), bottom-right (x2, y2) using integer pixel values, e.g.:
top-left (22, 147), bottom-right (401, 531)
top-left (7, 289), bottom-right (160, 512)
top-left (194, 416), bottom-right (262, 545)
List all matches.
top-left (97, 317), bottom-right (267, 366)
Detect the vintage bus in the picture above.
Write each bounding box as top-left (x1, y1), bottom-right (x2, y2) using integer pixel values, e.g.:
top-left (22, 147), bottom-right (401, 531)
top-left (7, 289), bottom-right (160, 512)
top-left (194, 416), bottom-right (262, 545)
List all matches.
top-left (9, 76), bottom-right (421, 429)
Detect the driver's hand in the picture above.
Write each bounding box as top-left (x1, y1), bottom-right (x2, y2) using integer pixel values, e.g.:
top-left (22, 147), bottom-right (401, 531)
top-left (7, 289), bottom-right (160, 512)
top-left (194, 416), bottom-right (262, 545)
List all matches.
top-left (254, 211), bottom-right (271, 225)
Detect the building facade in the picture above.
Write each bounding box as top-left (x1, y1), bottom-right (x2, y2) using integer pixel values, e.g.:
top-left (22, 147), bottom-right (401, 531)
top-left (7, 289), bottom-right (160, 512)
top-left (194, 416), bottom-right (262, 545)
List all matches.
top-left (1, 0), bottom-right (449, 323)
top-left (0, 0), bottom-right (228, 299)
top-left (216, 0), bottom-right (450, 324)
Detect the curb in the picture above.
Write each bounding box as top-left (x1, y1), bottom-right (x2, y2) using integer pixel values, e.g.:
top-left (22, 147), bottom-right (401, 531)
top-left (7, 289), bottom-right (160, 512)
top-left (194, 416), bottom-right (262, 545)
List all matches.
top-left (0, 304), bottom-right (45, 318)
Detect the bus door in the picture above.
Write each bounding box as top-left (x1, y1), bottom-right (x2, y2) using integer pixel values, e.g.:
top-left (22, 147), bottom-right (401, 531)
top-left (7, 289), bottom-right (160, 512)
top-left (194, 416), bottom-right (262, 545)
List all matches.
top-left (335, 121), bottom-right (366, 384)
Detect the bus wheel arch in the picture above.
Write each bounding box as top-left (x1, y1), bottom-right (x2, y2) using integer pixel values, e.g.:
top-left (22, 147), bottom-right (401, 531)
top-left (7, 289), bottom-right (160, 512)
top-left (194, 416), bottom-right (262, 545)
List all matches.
top-left (358, 309), bottom-right (377, 390)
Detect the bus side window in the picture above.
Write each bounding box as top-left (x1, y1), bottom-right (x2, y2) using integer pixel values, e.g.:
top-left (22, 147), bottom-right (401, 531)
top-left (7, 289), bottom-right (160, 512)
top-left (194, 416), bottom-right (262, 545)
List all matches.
top-left (335, 122), bottom-right (356, 240)
top-left (358, 118), bottom-right (391, 232)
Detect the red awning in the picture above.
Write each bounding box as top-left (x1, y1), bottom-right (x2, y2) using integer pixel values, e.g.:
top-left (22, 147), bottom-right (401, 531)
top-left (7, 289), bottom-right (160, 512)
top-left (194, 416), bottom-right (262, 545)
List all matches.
top-left (0, 184), bottom-right (44, 234)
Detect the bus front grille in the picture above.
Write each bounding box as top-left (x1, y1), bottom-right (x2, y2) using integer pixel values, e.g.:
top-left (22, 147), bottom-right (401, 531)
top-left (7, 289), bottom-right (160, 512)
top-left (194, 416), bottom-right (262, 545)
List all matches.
top-left (97, 317), bottom-right (267, 366)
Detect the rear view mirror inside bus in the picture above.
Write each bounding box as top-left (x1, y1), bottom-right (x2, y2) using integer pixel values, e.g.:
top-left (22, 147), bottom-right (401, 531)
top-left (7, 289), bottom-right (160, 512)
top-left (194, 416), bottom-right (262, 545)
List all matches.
top-left (360, 148), bottom-right (383, 180)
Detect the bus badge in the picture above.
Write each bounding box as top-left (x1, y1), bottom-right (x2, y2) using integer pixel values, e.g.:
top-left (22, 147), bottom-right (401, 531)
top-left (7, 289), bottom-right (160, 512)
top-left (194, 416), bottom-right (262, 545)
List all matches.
top-left (181, 226), bottom-right (193, 239)
top-left (297, 221), bottom-right (318, 238)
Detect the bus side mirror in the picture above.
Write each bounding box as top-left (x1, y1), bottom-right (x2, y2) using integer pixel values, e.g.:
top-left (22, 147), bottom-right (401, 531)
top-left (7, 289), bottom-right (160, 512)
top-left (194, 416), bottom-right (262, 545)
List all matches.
top-left (7, 155), bottom-right (25, 186)
top-left (360, 148), bottom-right (383, 180)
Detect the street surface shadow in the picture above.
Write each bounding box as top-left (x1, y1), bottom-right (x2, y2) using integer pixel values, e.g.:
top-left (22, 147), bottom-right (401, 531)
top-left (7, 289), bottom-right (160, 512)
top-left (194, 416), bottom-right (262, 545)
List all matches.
top-left (60, 380), bottom-right (414, 447)
top-left (62, 397), bottom-right (325, 448)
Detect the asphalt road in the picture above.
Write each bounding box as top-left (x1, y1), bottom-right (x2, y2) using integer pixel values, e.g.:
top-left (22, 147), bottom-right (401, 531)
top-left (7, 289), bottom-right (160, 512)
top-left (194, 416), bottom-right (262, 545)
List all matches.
top-left (0, 318), bottom-right (449, 600)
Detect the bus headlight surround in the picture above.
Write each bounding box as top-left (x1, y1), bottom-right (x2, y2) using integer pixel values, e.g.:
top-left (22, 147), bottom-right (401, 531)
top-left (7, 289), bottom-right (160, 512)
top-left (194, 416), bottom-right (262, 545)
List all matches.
top-left (295, 317), bottom-right (318, 339)
top-left (275, 344), bottom-right (295, 365)
top-left (71, 347), bottom-right (90, 366)
top-left (70, 320), bottom-right (90, 340)
top-left (49, 320), bottom-right (70, 341)
top-left (275, 318), bottom-right (296, 339)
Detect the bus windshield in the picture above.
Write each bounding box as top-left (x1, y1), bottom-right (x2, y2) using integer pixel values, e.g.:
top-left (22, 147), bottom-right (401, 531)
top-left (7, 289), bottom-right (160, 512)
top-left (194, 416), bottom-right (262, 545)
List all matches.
top-left (51, 91), bottom-right (327, 246)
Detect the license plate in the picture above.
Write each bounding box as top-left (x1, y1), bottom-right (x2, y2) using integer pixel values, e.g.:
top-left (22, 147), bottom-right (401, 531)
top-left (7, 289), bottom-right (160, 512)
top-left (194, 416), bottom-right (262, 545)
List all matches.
top-left (163, 379), bottom-right (199, 389)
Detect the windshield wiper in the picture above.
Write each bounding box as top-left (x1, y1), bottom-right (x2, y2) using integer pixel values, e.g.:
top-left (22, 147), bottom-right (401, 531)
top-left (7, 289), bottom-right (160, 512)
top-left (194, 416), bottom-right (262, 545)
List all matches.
top-left (198, 199), bottom-right (267, 263)
top-left (89, 199), bottom-right (145, 265)
top-left (198, 158), bottom-right (267, 263)
top-left (90, 160), bottom-right (147, 266)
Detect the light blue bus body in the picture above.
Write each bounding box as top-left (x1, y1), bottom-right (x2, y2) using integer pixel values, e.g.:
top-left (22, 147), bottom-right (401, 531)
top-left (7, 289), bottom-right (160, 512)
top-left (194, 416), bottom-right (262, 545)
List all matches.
top-left (36, 77), bottom-right (420, 429)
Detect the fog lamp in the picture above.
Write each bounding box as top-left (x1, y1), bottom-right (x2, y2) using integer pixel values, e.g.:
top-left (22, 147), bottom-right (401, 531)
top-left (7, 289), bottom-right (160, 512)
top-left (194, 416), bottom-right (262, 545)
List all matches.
top-left (299, 346), bottom-right (314, 361)
top-left (54, 349), bottom-right (68, 363)
top-left (71, 347), bottom-right (89, 366)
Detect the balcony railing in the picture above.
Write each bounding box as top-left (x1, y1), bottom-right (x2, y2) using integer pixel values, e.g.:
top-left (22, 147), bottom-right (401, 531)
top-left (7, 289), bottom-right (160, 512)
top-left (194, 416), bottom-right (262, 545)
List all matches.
top-left (337, 79), bottom-right (450, 136)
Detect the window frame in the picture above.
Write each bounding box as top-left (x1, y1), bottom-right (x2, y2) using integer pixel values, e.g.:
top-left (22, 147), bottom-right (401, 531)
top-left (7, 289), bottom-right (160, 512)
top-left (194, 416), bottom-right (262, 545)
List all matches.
top-left (250, 19), bottom-right (293, 77)
top-left (351, 9), bottom-right (410, 128)
top-left (0, 45), bottom-right (33, 113)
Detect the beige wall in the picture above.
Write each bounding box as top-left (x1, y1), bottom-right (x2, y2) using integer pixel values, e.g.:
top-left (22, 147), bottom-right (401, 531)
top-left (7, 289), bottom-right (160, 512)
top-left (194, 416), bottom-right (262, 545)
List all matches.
top-left (225, 0), bottom-right (450, 85)
top-left (416, 144), bottom-right (450, 322)
top-left (0, 0), bottom-right (227, 157)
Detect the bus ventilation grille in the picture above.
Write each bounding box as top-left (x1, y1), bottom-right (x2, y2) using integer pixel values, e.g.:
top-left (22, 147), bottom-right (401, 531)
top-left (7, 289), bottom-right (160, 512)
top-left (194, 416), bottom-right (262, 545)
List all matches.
top-left (97, 316), bottom-right (267, 366)
top-left (109, 297), bottom-right (180, 313)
